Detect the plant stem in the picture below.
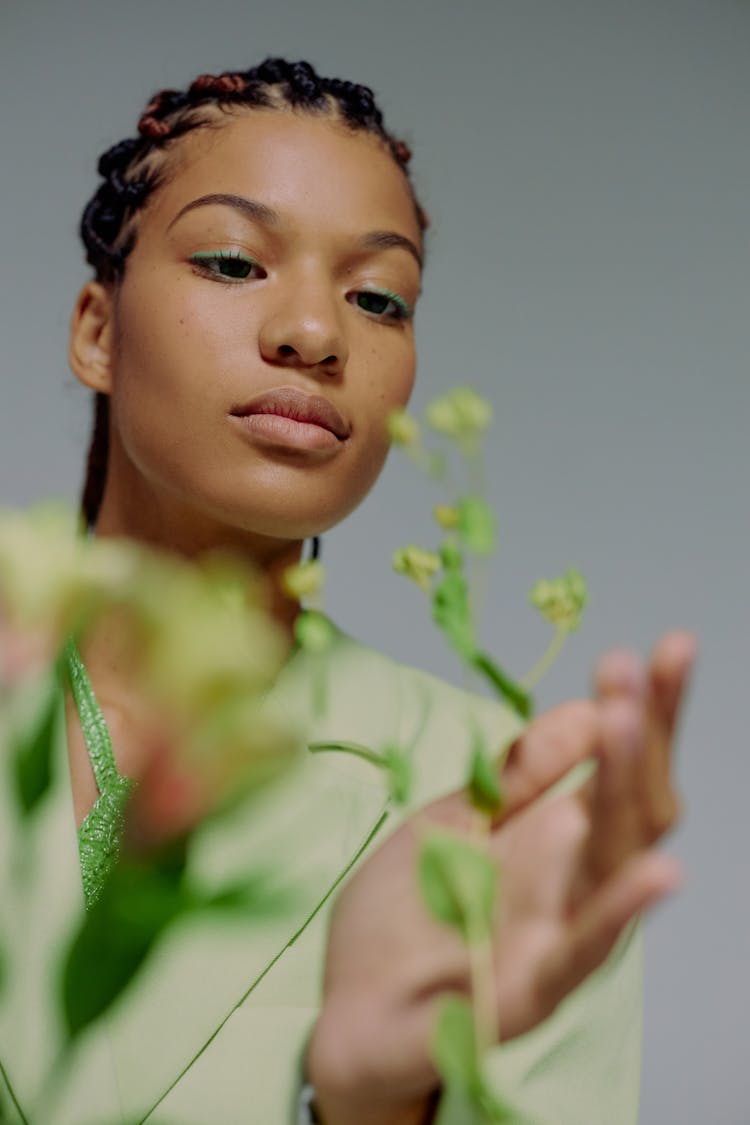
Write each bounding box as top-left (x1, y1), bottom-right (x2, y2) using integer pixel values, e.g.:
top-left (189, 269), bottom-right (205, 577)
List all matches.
top-left (307, 740), bottom-right (387, 769)
top-left (467, 811), bottom-right (497, 1054)
top-left (470, 652), bottom-right (533, 720)
top-left (521, 627), bottom-right (568, 691)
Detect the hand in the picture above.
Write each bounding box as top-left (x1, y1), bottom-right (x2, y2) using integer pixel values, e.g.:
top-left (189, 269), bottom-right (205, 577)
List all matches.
top-left (306, 631), bottom-right (697, 1125)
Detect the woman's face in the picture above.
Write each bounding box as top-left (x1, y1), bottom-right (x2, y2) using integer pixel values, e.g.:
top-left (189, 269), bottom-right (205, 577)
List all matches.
top-left (86, 110), bottom-right (422, 546)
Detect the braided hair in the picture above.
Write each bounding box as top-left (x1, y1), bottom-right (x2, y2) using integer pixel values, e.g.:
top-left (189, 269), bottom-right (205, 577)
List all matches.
top-left (78, 58), bottom-right (428, 528)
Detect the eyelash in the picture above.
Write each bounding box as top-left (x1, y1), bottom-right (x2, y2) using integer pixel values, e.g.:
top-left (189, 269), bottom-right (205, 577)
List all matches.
top-left (188, 251), bottom-right (414, 322)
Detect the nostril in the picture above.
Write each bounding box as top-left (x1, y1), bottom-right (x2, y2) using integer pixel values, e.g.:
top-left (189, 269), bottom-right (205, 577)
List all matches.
top-left (278, 344), bottom-right (296, 357)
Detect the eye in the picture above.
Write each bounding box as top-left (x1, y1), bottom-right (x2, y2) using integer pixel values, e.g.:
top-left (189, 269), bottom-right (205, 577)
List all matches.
top-left (353, 289), bottom-right (413, 322)
top-left (189, 250), bottom-right (266, 282)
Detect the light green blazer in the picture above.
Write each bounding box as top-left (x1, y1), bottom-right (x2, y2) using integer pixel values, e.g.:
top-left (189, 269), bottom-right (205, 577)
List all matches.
top-left (0, 624), bottom-right (642, 1124)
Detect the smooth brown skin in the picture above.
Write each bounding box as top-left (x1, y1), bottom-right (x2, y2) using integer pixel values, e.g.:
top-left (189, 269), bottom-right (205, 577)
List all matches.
top-left (62, 107), bottom-right (697, 1124)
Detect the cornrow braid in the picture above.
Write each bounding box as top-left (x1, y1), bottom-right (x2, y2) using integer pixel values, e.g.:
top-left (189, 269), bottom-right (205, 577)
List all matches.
top-left (77, 57), bottom-right (428, 529)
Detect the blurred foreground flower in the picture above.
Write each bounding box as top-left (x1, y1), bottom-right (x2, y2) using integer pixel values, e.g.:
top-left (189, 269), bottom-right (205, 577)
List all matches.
top-left (0, 502), bottom-right (301, 849)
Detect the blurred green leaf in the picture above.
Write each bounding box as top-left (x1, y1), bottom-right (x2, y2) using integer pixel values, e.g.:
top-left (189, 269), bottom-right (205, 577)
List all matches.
top-left (457, 497), bottom-right (496, 556)
top-left (61, 846), bottom-right (189, 1039)
top-left (432, 996), bottom-right (518, 1123)
top-left (432, 569), bottom-right (476, 661)
top-left (418, 830), bottom-right (497, 942)
top-left (12, 674), bottom-right (59, 817)
top-left (467, 733), bottom-right (504, 817)
top-left (432, 995), bottom-right (479, 1089)
top-left (470, 652), bottom-right (533, 721)
top-left (382, 744), bottom-right (413, 805)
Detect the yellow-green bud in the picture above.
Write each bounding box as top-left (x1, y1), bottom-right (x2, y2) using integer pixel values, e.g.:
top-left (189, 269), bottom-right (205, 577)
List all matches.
top-left (392, 545), bottom-right (441, 592)
top-left (425, 387), bottom-right (493, 440)
top-left (294, 609), bottom-right (334, 652)
top-left (433, 505), bottom-right (460, 529)
top-left (281, 560), bottom-right (326, 600)
top-left (529, 568), bottom-right (588, 631)
top-left (387, 408), bottom-right (421, 447)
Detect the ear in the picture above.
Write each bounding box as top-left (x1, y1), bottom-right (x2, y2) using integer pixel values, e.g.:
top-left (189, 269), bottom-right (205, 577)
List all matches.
top-left (68, 280), bottom-right (116, 393)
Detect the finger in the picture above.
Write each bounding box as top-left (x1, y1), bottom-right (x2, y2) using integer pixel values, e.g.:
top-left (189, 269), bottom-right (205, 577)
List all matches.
top-left (584, 696), bottom-right (649, 882)
top-left (638, 632), bottom-right (696, 830)
top-left (592, 647), bottom-right (645, 702)
top-left (493, 700), bottom-right (599, 826)
top-left (646, 630), bottom-right (698, 747)
top-left (537, 851), bottom-right (683, 1020)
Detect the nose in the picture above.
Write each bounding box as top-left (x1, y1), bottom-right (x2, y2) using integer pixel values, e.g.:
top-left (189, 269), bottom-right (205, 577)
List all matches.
top-left (258, 274), bottom-right (348, 375)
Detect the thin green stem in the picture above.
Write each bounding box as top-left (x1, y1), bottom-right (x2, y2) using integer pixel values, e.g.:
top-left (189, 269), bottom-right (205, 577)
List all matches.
top-left (521, 627), bottom-right (569, 691)
top-left (466, 446), bottom-right (486, 498)
top-left (467, 926), bottom-right (496, 1057)
top-left (307, 740), bottom-right (387, 770)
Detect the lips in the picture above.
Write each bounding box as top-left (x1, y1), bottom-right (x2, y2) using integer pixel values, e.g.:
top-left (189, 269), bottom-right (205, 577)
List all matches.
top-left (230, 386), bottom-right (350, 440)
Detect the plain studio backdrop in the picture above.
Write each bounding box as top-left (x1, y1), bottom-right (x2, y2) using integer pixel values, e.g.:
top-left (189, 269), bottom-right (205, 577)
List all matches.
top-left (1, 1), bottom-right (747, 1121)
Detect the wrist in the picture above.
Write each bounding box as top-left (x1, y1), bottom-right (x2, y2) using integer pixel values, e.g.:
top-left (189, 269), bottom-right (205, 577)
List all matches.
top-left (305, 1017), bottom-right (440, 1125)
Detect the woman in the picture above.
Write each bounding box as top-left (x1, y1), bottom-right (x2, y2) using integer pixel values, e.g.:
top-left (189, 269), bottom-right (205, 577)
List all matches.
top-left (1, 58), bottom-right (695, 1124)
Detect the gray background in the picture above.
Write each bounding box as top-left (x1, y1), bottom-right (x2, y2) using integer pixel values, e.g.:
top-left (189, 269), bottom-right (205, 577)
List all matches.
top-left (1, 0), bottom-right (747, 1120)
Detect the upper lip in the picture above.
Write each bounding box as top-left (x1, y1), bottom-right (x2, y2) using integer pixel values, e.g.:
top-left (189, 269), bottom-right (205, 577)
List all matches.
top-left (230, 386), bottom-right (350, 440)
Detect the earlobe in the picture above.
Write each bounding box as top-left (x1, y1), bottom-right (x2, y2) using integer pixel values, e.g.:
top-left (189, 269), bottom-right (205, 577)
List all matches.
top-left (68, 281), bottom-right (116, 394)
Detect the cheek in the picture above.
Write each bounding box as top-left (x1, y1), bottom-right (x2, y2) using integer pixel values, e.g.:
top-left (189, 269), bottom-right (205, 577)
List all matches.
top-left (347, 346), bottom-right (416, 484)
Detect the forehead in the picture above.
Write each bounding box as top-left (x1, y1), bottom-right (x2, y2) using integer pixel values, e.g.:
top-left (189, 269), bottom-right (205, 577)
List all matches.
top-left (141, 109), bottom-right (422, 248)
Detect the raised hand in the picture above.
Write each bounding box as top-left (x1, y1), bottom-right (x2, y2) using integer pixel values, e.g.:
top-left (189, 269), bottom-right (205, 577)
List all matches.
top-left (307, 631), bottom-right (697, 1125)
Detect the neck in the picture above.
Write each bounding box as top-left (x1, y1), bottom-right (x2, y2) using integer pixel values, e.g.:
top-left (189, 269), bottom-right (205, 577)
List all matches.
top-left (92, 476), bottom-right (307, 653)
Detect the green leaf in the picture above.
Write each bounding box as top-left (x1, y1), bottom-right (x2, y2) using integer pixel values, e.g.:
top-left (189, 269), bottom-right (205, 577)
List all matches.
top-left (432, 570), bottom-right (476, 661)
top-left (432, 997), bottom-right (519, 1124)
top-left (470, 652), bottom-right (534, 720)
top-left (382, 744), bottom-right (413, 805)
top-left (468, 733), bottom-right (504, 817)
top-left (432, 994), bottom-right (480, 1091)
top-left (61, 847), bottom-right (188, 1039)
top-left (439, 541), bottom-right (463, 571)
top-left (457, 496), bottom-right (496, 556)
top-left (418, 829), bottom-right (497, 942)
top-left (12, 674), bottom-right (59, 816)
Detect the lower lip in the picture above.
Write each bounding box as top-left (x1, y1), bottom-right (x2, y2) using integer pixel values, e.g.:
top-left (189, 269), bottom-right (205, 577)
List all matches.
top-left (232, 412), bottom-right (342, 452)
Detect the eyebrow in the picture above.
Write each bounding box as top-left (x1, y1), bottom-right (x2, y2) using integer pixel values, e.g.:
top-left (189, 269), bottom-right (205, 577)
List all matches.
top-left (166, 192), bottom-right (423, 270)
